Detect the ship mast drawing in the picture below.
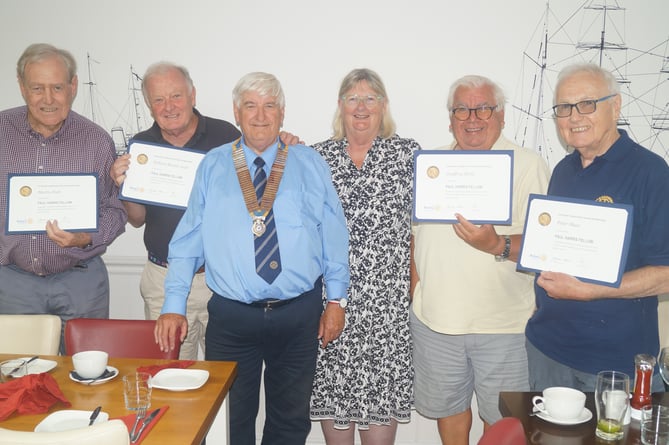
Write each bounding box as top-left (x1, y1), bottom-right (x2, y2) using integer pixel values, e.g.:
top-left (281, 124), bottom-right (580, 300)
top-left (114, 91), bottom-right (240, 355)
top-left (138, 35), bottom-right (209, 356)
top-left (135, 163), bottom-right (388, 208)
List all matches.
top-left (511, 0), bottom-right (669, 169)
top-left (81, 54), bottom-right (150, 155)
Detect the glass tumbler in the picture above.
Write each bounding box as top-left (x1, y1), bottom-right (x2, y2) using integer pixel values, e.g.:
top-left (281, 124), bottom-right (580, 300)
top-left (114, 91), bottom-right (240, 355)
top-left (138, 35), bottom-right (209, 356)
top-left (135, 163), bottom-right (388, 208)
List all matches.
top-left (595, 370), bottom-right (630, 440)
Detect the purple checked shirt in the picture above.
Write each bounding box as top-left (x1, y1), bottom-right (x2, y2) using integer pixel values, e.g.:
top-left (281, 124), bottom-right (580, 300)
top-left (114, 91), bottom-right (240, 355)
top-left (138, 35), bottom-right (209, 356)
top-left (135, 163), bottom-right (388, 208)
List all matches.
top-left (0, 106), bottom-right (127, 276)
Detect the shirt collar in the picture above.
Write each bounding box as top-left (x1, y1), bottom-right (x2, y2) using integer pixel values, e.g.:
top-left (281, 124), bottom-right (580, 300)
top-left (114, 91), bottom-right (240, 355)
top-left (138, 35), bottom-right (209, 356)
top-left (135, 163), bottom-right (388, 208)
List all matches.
top-left (240, 137), bottom-right (280, 171)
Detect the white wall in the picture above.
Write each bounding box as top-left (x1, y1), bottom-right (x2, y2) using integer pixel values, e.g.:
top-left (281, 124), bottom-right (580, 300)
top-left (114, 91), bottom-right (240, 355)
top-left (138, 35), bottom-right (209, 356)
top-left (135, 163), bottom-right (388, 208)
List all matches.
top-left (2, 1), bottom-right (668, 443)
top-left (3, 1), bottom-right (668, 257)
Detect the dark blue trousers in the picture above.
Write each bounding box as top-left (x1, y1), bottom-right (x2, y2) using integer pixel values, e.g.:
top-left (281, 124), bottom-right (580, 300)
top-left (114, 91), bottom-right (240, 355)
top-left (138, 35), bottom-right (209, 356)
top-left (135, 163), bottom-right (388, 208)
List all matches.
top-left (205, 282), bottom-right (323, 445)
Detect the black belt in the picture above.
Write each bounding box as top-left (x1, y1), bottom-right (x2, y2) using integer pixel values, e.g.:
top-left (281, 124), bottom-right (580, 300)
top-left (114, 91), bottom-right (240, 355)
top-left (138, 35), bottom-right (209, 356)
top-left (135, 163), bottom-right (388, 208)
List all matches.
top-left (148, 252), bottom-right (205, 274)
top-left (246, 296), bottom-right (299, 309)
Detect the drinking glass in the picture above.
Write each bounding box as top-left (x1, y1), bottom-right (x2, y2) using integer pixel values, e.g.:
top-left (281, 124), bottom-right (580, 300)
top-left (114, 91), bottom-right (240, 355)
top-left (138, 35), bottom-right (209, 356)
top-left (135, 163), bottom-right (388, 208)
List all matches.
top-left (123, 372), bottom-right (152, 411)
top-left (0, 360), bottom-right (27, 382)
top-left (595, 370), bottom-right (630, 440)
top-left (658, 347), bottom-right (669, 386)
top-left (641, 404), bottom-right (669, 445)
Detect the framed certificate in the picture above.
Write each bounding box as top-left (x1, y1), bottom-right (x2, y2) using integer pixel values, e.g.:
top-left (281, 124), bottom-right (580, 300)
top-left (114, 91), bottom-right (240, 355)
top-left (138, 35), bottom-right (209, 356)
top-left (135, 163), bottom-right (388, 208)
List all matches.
top-left (413, 150), bottom-right (513, 224)
top-left (119, 141), bottom-right (206, 209)
top-left (6, 174), bottom-right (98, 234)
top-left (517, 194), bottom-right (633, 287)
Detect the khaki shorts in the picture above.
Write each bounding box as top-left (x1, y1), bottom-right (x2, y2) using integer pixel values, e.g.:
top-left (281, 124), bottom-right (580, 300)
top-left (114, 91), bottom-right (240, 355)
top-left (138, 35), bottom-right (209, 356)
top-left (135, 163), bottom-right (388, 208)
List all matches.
top-left (410, 310), bottom-right (529, 424)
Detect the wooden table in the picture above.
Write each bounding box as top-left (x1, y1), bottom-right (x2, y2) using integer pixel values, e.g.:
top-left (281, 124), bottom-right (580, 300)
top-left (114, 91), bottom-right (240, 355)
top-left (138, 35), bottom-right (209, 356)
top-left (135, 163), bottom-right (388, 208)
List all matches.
top-left (0, 354), bottom-right (237, 445)
top-left (499, 391), bottom-right (669, 445)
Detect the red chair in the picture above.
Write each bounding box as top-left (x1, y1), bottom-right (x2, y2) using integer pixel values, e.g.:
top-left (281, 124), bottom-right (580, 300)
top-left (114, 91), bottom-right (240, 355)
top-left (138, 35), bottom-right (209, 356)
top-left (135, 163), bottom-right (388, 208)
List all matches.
top-left (64, 318), bottom-right (180, 359)
top-left (478, 417), bottom-right (527, 445)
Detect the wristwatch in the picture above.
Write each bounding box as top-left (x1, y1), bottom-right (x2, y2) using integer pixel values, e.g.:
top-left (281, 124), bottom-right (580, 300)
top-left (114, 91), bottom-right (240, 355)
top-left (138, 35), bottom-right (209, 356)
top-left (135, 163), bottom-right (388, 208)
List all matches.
top-left (494, 235), bottom-right (511, 262)
top-left (328, 298), bottom-right (348, 308)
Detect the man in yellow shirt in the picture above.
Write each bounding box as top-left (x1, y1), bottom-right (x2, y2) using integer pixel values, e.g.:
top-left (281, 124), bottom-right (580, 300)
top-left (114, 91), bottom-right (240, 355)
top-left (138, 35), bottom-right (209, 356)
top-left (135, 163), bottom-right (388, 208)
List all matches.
top-left (411, 74), bottom-right (550, 445)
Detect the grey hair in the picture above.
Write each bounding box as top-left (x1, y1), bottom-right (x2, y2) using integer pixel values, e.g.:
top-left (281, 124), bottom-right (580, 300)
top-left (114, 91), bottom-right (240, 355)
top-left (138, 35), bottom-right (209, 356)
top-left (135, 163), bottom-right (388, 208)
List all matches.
top-left (142, 61), bottom-right (194, 105)
top-left (17, 43), bottom-right (77, 83)
top-left (232, 72), bottom-right (285, 108)
top-left (332, 68), bottom-right (396, 140)
top-left (554, 63), bottom-right (620, 103)
top-left (447, 75), bottom-right (506, 111)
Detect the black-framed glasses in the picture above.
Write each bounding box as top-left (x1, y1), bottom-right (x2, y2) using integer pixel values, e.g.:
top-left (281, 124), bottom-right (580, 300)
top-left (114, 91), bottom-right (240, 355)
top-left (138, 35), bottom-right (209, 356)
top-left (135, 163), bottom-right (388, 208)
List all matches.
top-left (451, 105), bottom-right (498, 121)
top-left (552, 94), bottom-right (617, 118)
top-left (341, 94), bottom-right (384, 108)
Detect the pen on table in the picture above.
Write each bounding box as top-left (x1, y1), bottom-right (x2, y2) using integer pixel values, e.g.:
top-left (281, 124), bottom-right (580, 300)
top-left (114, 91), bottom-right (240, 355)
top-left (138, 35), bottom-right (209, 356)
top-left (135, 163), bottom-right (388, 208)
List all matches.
top-left (89, 406), bottom-right (102, 426)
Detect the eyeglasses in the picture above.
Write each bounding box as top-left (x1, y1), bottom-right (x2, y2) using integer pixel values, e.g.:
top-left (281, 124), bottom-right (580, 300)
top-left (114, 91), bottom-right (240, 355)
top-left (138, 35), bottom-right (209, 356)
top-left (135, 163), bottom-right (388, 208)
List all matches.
top-left (451, 105), bottom-right (498, 121)
top-left (552, 94), bottom-right (617, 118)
top-left (341, 94), bottom-right (383, 108)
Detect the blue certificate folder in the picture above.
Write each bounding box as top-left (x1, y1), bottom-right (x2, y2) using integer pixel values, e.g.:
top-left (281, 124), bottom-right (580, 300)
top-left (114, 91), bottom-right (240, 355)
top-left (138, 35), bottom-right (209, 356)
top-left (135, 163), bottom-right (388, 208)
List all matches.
top-left (119, 140), bottom-right (206, 210)
top-left (5, 173), bottom-right (99, 234)
top-left (413, 150), bottom-right (513, 224)
top-left (517, 194), bottom-right (633, 287)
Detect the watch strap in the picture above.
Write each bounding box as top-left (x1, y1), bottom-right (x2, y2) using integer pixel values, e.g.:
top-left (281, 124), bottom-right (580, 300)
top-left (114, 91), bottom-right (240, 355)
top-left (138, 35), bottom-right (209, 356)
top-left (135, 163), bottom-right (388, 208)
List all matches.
top-left (494, 235), bottom-right (511, 262)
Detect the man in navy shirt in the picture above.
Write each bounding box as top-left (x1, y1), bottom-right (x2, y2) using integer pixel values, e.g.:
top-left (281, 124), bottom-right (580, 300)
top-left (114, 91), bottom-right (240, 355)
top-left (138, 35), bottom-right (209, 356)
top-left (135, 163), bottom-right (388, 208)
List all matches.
top-left (525, 63), bottom-right (669, 391)
top-left (110, 62), bottom-right (240, 360)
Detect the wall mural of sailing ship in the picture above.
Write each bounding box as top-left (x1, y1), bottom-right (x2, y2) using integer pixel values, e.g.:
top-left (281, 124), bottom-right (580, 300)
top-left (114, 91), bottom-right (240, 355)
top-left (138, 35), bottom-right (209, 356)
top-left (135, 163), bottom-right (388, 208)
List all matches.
top-left (511, 0), bottom-right (669, 169)
top-left (80, 53), bottom-right (151, 155)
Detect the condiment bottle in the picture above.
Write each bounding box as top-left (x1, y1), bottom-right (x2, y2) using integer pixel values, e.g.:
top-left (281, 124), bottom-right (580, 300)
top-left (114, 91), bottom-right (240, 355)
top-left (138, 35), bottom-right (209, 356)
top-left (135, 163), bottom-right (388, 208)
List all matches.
top-left (630, 353), bottom-right (656, 420)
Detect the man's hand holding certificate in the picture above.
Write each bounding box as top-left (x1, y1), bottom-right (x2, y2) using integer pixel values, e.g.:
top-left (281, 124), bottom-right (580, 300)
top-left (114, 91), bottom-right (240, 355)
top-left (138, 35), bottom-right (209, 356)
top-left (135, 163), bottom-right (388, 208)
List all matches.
top-left (413, 150), bottom-right (513, 224)
top-left (518, 194), bottom-right (633, 287)
top-left (120, 141), bottom-right (205, 209)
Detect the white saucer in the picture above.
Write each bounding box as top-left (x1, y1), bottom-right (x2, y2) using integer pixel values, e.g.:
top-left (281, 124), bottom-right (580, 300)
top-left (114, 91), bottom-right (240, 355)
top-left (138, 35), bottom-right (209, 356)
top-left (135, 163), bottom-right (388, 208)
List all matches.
top-left (69, 366), bottom-right (118, 385)
top-left (3, 357), bottom-right (57, 377)
top-left (34, 409), bottom-right (109, 432)
top-left (152, 368), bottom-right (209, 391)
top-left (533, 404), bottom-right (593, 425)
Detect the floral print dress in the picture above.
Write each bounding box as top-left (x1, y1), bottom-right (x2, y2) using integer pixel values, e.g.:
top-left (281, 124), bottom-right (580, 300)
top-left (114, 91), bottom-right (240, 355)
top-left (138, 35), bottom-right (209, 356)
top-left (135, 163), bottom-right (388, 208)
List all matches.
top-left (310, 134), bottom-right (419, 429)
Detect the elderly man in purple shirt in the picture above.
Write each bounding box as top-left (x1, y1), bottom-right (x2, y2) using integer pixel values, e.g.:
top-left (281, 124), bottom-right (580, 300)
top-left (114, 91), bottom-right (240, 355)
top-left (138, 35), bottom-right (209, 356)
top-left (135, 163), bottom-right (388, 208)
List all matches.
top-left (0, 43), bottom-right (126, 350)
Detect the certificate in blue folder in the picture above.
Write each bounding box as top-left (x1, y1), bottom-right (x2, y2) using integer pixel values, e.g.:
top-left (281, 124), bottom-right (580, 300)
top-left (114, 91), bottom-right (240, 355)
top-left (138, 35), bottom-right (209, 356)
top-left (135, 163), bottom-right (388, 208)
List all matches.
top-left (413, 150), bottom-right (513, 224)
top-left (6, 173), bottom-right (98, 234)
top-left (119, 141), bottom-right (205, 210)
top-left (517, 193), bottom-right (633, 287)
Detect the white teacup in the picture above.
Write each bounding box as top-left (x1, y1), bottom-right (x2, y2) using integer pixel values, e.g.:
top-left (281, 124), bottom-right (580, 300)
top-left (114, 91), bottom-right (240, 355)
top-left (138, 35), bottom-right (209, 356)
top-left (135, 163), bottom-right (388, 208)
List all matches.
top-left (72, 350), bottom-right (109, 379)
top-left (532, 386), bottom-right (586, 421)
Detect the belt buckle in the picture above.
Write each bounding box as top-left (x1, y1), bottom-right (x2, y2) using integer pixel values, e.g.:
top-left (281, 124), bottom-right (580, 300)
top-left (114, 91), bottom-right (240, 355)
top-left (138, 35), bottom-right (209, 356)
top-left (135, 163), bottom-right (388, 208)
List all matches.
top-left (264, 299), bottom-right (281, 310)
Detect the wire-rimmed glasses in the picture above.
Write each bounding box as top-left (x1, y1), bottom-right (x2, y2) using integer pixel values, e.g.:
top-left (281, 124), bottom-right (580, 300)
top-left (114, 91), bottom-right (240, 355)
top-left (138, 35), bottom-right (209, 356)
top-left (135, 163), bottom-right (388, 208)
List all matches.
top-left (552, 94), bottom-right (617, 118)
top-left (341, 94), bottom-right (383, 109)
top-left (451, 105), bottom-right (498, 121)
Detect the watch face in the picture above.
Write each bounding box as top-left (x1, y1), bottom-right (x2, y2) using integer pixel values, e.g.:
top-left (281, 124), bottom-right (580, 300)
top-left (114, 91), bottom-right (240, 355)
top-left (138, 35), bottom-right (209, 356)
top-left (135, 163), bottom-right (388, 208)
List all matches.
top-left (339, 299), bottom-right (348, 308)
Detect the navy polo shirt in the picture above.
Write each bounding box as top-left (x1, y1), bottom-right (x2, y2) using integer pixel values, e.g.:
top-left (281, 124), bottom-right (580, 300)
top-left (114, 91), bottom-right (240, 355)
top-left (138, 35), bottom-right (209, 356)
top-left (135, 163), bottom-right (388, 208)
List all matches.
top-left (526, 130), bottom-right (669, 376)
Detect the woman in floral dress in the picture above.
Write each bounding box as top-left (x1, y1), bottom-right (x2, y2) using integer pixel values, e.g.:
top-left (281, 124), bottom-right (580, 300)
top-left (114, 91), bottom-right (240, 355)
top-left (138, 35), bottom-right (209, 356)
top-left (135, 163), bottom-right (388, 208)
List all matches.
top-left (310, 68), bottom-right (420, 444)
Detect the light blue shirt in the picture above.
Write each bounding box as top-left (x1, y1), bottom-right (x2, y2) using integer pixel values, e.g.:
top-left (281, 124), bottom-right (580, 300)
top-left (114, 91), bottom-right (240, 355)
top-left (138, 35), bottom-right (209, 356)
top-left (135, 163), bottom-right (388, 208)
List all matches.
top-left (162, 138), bottom-right (350, 314)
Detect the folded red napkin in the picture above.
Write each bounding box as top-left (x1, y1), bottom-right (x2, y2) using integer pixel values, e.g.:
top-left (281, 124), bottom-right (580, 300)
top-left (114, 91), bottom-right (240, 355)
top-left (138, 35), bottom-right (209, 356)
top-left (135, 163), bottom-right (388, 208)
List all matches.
top-left (0, 373), bottom-right (71, 421)
top-left (136, 360), bottom-right (195, 377)
top-left (114, 405), bottom-right (169, 444)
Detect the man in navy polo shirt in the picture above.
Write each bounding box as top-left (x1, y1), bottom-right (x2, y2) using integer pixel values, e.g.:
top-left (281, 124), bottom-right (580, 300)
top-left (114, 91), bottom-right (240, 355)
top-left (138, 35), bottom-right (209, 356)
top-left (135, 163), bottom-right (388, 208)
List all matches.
top-left (525, 63), bottom-right (669, 391)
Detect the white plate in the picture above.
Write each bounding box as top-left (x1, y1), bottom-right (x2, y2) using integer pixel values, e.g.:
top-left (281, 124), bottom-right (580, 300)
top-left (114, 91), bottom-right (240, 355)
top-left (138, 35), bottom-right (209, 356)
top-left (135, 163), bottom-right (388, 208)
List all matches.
top-left (152, 368), bottom-right (209, 391)
top-left (3, 357), bottom-right (57, 377)
top-left (69, 366), bottom-right (118, 385)
top-left (34, 409), bottom-right (109, 432)
top-left (533, 403), bottom-right (593, 425)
